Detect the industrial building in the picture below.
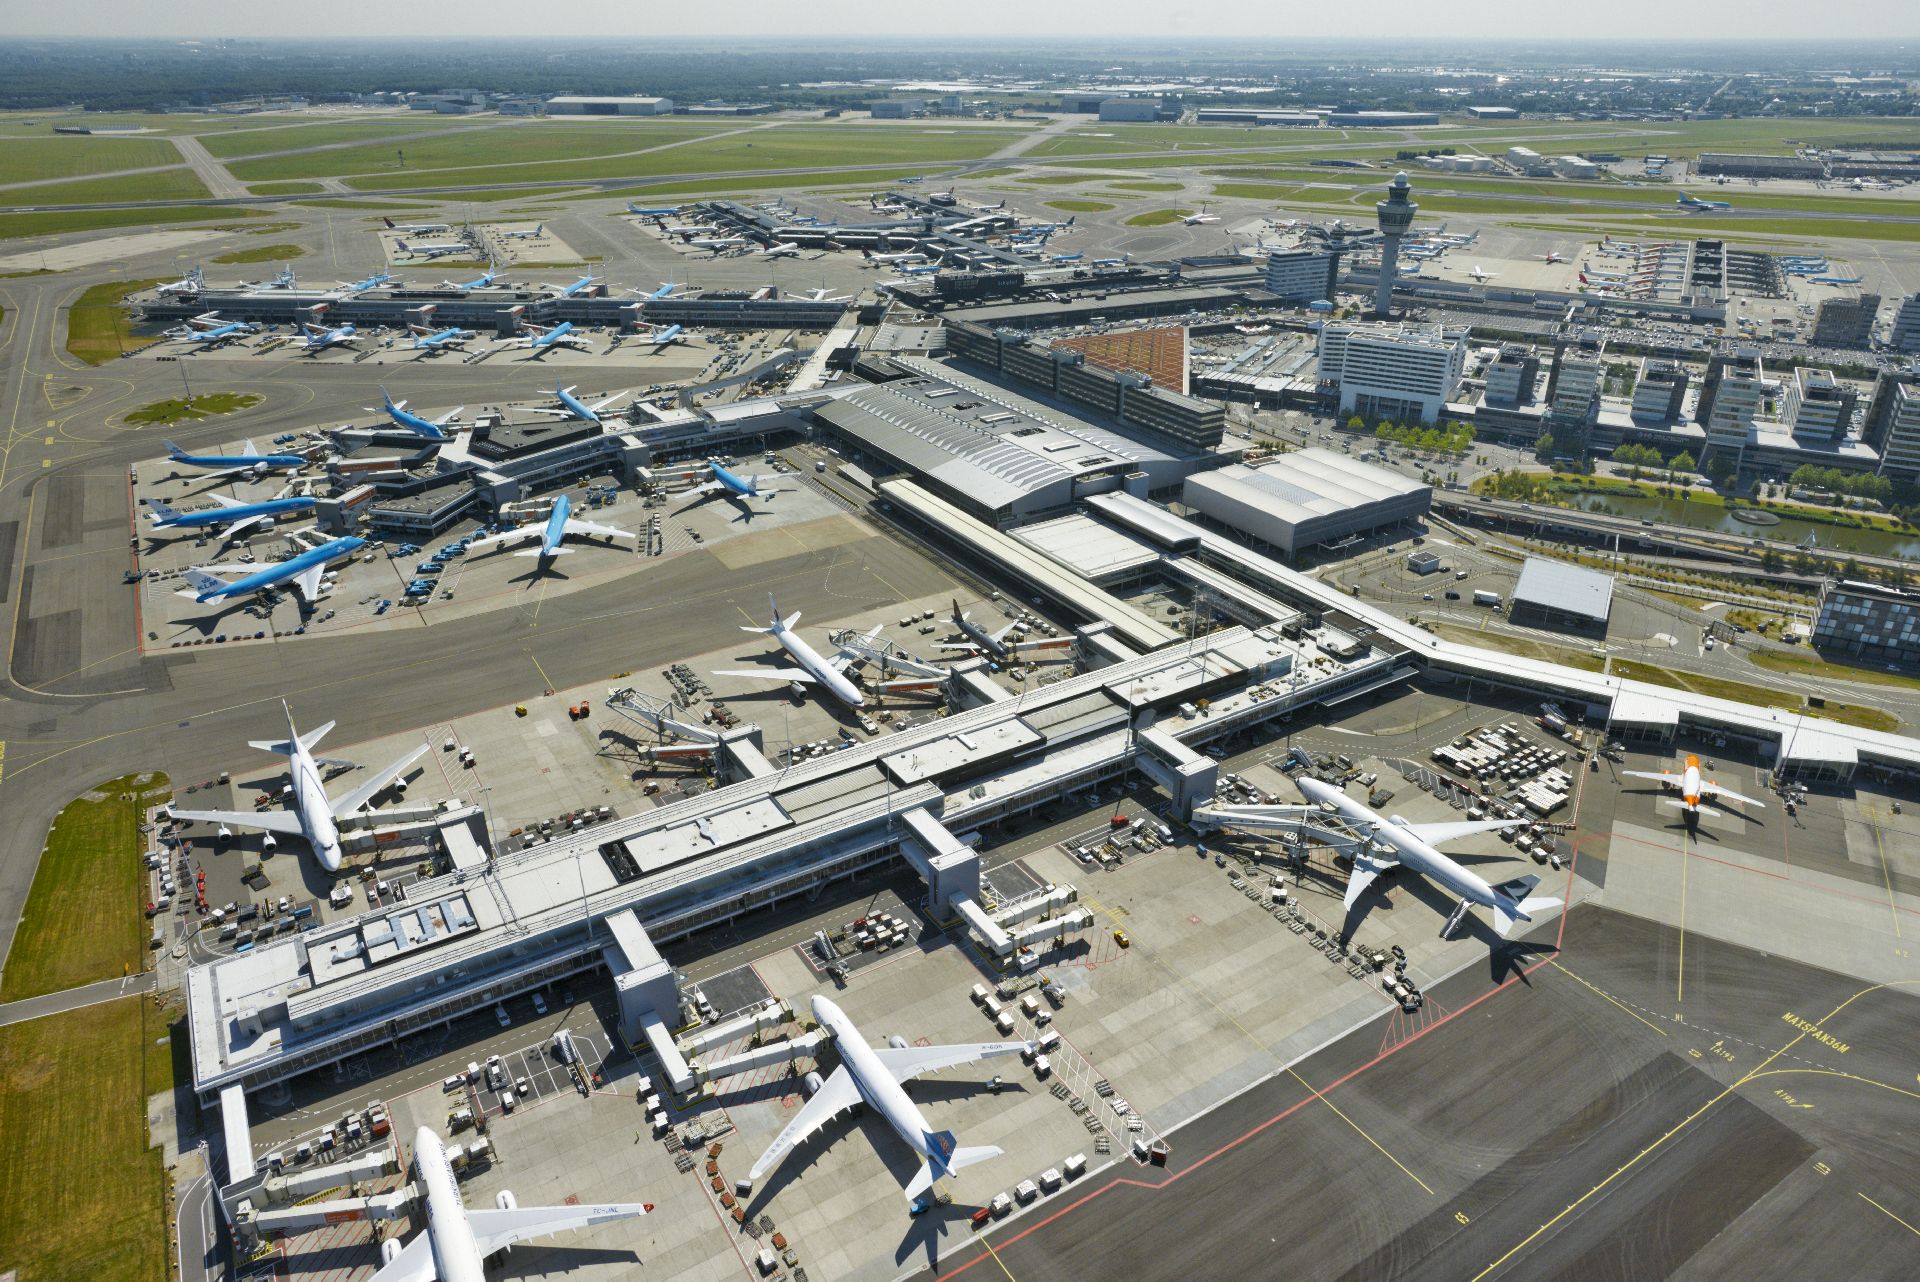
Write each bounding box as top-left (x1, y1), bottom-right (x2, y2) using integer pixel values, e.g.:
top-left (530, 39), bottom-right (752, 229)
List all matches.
top-left (1097, 98), bottom-right (1160, 122)
top-left (1552, 155), bottom-right (1601, 179)
top-left (1812, 293), bottom-right (1881, 349)
top-left (545, 95), bottom-right (674, 115)
top-left (1180, 447), bottom-right (1431, 561)
top-left (870, 98), bottom-right (926, 119)
top-left (1812, 579), bottom-right (1920, 666)
top-left (1327, 110), bottom-right (1439, 127)
top-left (1509, 557), bottom-right (1614, 634)
top-left (1863, 368), bottom-right (1920, 481)
top-left (1316, 321), bottom-right (1467, 425)
top-left (1264, 250), bottom-right (1339, 303)
top-left (1194, 108), bottom-right (1320, 126)
top-left (1467, 106), bottom-right (1520, 119)
top-left (1697, 153), bottom-right (1823, 180)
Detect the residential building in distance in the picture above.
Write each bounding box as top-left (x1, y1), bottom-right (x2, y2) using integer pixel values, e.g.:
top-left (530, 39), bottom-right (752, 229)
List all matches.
top-left (1263, 250), bottom-right (1340, 303)
top-left (1783, 367), bottom-right (1858, 444)
top-left (1316, 321), bottom-right (1466, 425)
top-left (1812, 579), bottom-right (1920, 667)
top-left (1811, 293), bottom-right (1881, 350)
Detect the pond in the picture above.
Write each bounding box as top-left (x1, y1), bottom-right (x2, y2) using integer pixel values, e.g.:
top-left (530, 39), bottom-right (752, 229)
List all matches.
top-left (1563, 491), bottom-right (1920, 559)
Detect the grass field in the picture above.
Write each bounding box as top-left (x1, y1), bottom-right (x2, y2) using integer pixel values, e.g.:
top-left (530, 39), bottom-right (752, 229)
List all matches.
top-left (125, 393), bottom-right (262, 426)
top-left (0, 168), bottom-right (212, 206)
top-left (1745, 648), bottom-right (1920, 693)
top-left (0, 204), bottom-right (262, 241)
top-left (1045, 199), bottom-right (1114, 212)
top-left (226, 119), bottom-right (742, 182)
top-left (1015, 173), bottom-right (1108, 185)
top-left (570, 168), bottom-right (943, 201)
top-left (1432, 622), bottom-right (1608, 671)
top-left (0, 135), bottom-right (183, 184)
top-left (65, 278), bottom-right (167, 364)
top-left (0, 996), bottom-right (178, 1282)
top-left (249, 181), bottom-right (325, 196)
top-left (198, 117), bottom-right (491, 159)
top-left (1125, 208), bottom-right (1195, 226)
top-left (1107, 179), bottom-right (1183, 191)
top-left (0, 773), bottom-right (167, 1002)
top-left (1610, 659), bottom-right (1897, 733)
top-left (211, 242), bottom-right (305, 264)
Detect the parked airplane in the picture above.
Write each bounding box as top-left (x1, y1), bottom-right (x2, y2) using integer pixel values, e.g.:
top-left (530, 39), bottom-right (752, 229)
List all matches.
top-left (678, 459), bottom-right (785, 513)
top-left (443, 269), bottom-right (498, 290)
top-left (898, 263), bottom-right (940, 276)
top-left (1677, 194), bottom-right (1733, 212)
top-left (299, 322), bottom-right (360, 354)
top-left (178, 535), bottom-right (366, 609)
top-left (1620, 753), bottom-right (1765, 821)
top-left (1048, 252), bottom-right (1084, 263)
top-left (467, 494), bottom-right (633, 562)
top-left (500, 223), bottom-right (544, 240)
top-left (168, 703), bottom-right (426, 874)
top-left (795, 287), bottom-right (851, 303)
top-left (627, 203), bottom-right (685, 216)
top-left (715, 594), bottom-right (871, 708)
top-left (495, 321), bottom-right (592, 356)
top-left (164, 313), bottom-right (259, 347)
top-left (248, 265), bottom-right (300, 290)
top-left (551, 275), bottom-right (600, 298)
top-left (863, 249), bottom-right (928, 267)
top-left (1468, 264), bottom-right (1499, 282)
top-left (1811, 275), bottom-right (1865, 285)
top-left (340, 270), bottom-right (396, 291)
top-left (409, 325), bottom-right (478, 352)
top-left (369, 390), bottom-right (461, 440)
top-left (371, 1127), bottom-right (651, 1282)
top-left (632, 281), bottom-right (681, 300)
top-left (938, 599), bottom-right (1072, 661)
top-left (164, 439), bottom-right (305, 479)
top-left (748, 995), bottom-right (1028, 1203)
top-left (146, 493), bottom-right (317, 540)
top-left (157, 266), bottom-right (206, 296)
top-left (395, 238), bottom-right (473, 261)
top-left (690, 236), bottom-right (749, 253)
top-left (528, 384), bottom-right (627, 425)
top-left (383, 217), bottom-right (452, 234)
top-left (1201, 776), bottom-right (1559, 939)
top-left (764, 242), bottom-right (803, 258)
top-left (637, 322), bottom-right (685, 349)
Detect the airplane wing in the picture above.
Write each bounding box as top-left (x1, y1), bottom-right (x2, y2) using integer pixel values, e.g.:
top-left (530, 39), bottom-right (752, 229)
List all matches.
top-left (749, 1065), bottom-right (862, 1179)
top-left (466, 1202), bottom-right (652, 1259)
top-left (328, 743), bottom-right (430, 818)
top-left (1701, 781), bottom-right (1766, 809)
top-left (1395, 818), bottom-right (1527, 846)
top-left (295, 561), bottom-right (327, 601)
top-left (559, 518), bottom-right (634, 545)
top-left (219, 513), bottom-right (275, 541)
top-left (367, 1230), bottom-right (435, 1282)
top-left (713, 667), bottom-right (815, 683)
top-left (167, 807), bottom-right (306, 837)
top-left (1619, 770), bottom-right (1678, 785)
top-left (869, 1040), bottom-right (1030, 1084)
top-left (466, 528), bottom-right (538, 555)
top-left (1344, 849), bottom-right (1398, 911)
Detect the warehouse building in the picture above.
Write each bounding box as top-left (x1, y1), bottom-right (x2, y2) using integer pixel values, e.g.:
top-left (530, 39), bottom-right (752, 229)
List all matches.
top-left (870, 98), bottom-right (927, 119)
top-left (1813, 579), bottom-right (1920, 666)
top-left (1098, 98), bottom-right (1160, 122)
top-left (1181, 447), bottom-right (1430, 561)
top-left (1328, 110), bottom-right (1439, 127)
top-left (1510, 557), bottom-right (1614, 634)
top-left (1195, 108), bottom-right (1320, 126)
top-left (1697, 153), bottom-right (1823, 180)
top-left (1467, 106), bottom-right (1520, 120)
top-left (545, 95), bottom-right (674, 115)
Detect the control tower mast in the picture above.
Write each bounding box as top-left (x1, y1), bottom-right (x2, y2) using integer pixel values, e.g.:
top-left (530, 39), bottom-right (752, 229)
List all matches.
top-left (1373, 171), bottom-right (1417, 318)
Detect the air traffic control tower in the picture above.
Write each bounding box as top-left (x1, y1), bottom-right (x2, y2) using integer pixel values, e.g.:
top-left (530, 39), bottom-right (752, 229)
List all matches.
top-left (1373, 171), bottom-right (1417, 317)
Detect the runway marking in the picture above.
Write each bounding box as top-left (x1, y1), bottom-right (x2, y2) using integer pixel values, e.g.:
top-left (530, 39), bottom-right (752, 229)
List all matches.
top-left (1285, 1065), bottom-right (1434, 1195)
top-left (1744, 1067), bottom-right (1920, 1104)
top-left (1859, 1192), bottom-right (1920, 1238)
top-left (976, 1237), bottom-right (1020, 1282)
top-left (1545, 960), bottom-right (1668, 1038)
top-left (528, 651), bottom-right (556, 693)
top-left (1676, 837), bottom-right (1690, 1007)
top-left (1469, 977), bottom-right (1920, 1282)
top-left (1867, 818), bottom-right (1902, 941)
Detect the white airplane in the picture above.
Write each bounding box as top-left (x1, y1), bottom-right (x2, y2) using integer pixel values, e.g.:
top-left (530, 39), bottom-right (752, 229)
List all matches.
top-left (494, 321), bottom-right (593, 355)
top-left (748, 995), bottom-right (1028, 1204)
top-left (383, 218), bottom-right (452, 235)
top-left (1183, 210), bottom-right (1221, 225)
top-left (467, 494), bottom-right (633, 563)
top-left (1468, 265), bottom-right (1499, 282)
top-left (371, 1127), bottom-right (651, 1282)
top-left (527, 384), bottom-right (627, 424)
top-left (1200, 776), bottom-right (1559, 939)
top-left (1620, 753), bottom-right (1765, 821)
top-left (299, 322), bottom-right (361, 353)
top-left (157, 266), bottom-right (205, 296)
top-left (164, 313), bottom-right (258, 347)
top-left (795, 287), bottom-right (851, 303)
top-left (1543, 251), bottom-right (1565, 265)
top-left (168, 704), bottom-right (428, 875)
top-left (863, 249), bottom-right (928, 267)
top-left (764, 242), bottom-right (804, 258)
top-left (937, 599), bottom-right (1071, 662)
top-left (690, 236), bottom-right (749, 253)
top-left (499, 223), bottom-right (545, 240)
top-left (395, 238), bottom-right (473, 261)
top-left (714, 594), bottom-right (871, 708)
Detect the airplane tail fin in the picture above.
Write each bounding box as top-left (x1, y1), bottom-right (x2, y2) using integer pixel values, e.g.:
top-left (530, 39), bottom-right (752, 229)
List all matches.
top-left (164, 440), bottom-right (186, 460)
top-left (1491, 874), bottom-right (1561, 936)
top-left (383, 217), bottom-right (395, 228)
top-left (178, 567), bottom-right (228, 600)
top-left (148, 500), bottom-right (180, 522)
top-left (908, 1131), bottom-right (1000, 1200)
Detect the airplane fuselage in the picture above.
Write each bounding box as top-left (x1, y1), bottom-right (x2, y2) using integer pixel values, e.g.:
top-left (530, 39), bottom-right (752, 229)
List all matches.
top-left (415, 1128), bottom-right (487, 1282)
top-left (155, 497), bottom-right (315, 531)
top-left (1296, 777), bottom-right (1506, 915)
top-left (777, 620), bottom-right (863, 707)
top-left (194, 537), bottom-right (364, 605)
top-left (286, 736), bottom-right (346, 871)
top-left (814, 997), bottom-right (940, 1168)
top-left (538, 496), bottom-right (573, 557)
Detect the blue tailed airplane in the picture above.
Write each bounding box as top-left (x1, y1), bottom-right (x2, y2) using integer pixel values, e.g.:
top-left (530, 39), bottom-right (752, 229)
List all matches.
top-left (628, 203), bottom-right (685, 216)
top-left (340, 269), bottom-right (396, 291)
top-left (443, 269), bottom-right (498, 290)
top-left (1677, 194), bottom-right (1733, 212)
top-left (409, 325), bottom-right (478, 352)
top-left (299, 321), bottom-right (360, 354)
top-left (368, 390), bottom-right (461, 440)
top-left (679, 459), bottom-right (788, 517)
top-left (178, 536), bottom-right (366, 605)
top-left (552, 275), bottom-right (600, 298)
top-left (465, 494), bottom-right (632, 563)
top-left (639, 322), bottom-right (685, 349)
top-left (147, 493), bottom-right (317, 540)
top-left (165, 439), bottom-right (305, 479)
top-left (164, 313), bottom-right (258, 348)
top-left (528, 384), bottom-right (628, 425)
top-left (495, 320), bottom-right (592, 356)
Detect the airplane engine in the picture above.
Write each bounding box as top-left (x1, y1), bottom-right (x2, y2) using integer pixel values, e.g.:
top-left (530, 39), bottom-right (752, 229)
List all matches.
top-left (262, 833), bottom-right (277, 850)
top-left (381, 1239), bottom-right (404, 1265)
top-left (804, 1071), bottom-right (824, 1097)
top-left (888, 1035), bottom-right (909, 1050)
top-left (217, 825), bottom-right (233, 843)
top-left (393, 777), bottom-right (408, 794)
top-left (496, 1190), bottom-right (518, 1212)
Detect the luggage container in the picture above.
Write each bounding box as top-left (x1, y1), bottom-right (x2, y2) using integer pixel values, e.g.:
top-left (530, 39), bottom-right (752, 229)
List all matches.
top-left (1064, 1152), bottom-right (1087, 1180)
top-left (1039, 1167), bottom-right (1062, 1192)
top-left (970, 984), bottom-right (991, 1006)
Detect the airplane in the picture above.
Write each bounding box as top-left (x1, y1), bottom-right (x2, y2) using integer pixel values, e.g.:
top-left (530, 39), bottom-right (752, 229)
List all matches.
top-left (634, 280), bottom-right (682, 300)
top-left (1676, 194), bottom-right (1733, 212)
top-left (863, 249), bottom-right (928, 267)
top-left (146, 493), bottom-right (317, 540)
top-left (1203, 776), bottom-right (1560, 940)
top-left (369, 390), bottom-right (461, 440)
top-left (1048, 252), bottom-right (1084, 263)
top-left (1091, 255), bottom-right (1129, 267)
top-left (551, 275), bottom-right (600, 298)
top-left (408, 325), bottom-right (478, 352)
top-left (164, 439), bottom-right (305, 479)
top-left (340, 270), bottom-right (396, 291)
top-left (747, 995), bottom-right (1029, 1204)
top-left (168, 705), bottom-right (429, 874)
top-left (370, 1127), bottom-right (651, 1282)
top-left (299, 322), bottom-right (361, 354)
top-left (177, 536), bottom-right (367, 608)
top-left (664, 224), bottom-right (719, 239)
top-left (395, 238), bottom-right (473, 261)
top-left (500, 223), bottom-right (545, 240)
top-left (1620, 753), bottom-right (1765, 821)
top-left (764, 242), bottom-right (803, 258)
top-left (1811, 275), bottom-right (1864, 285)
top-left (1183, 210), bottom-right (1221, 225)
top-left (637, 322), bottom-right (685, 349)
top-left (678, 459), bottom-right (786, 513)
top-left (795, 287), bottom-right (851, 303)
top-left (898, 263), bottom-right (940, 276)
top-left (495, 321), bottom-right (593, 356)
top-left (627, 202), bottom-right (685, 216)
top-left (1543, 251), bottom-right (1565, 264)
top-left (247, 265), bottom-right (300, 290)
top-left (528, 384), bottom-right (627, 425)
top-left (383, 217), bottom-right (452, 234)
top-left (442, 269), bottom-right (498, 290)
top-left (157, 266), bottom-right (205, 296)
top-left (1468, 265), bottom-right (1499, 282)
top-left (164, 313), bottom-right (259, 347)
top-left (937, 599), bottom-right (1071, 662)
top-left (715, 593), bottom-right (872, 708)
top-left (466, 493), bottom-right (633, 562)
top-left (690, 237), bottom-right (749, 253)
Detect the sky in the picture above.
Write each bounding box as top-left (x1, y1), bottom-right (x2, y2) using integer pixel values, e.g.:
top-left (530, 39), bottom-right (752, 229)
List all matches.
top-left (8, 1), bottom-right (1918, 41)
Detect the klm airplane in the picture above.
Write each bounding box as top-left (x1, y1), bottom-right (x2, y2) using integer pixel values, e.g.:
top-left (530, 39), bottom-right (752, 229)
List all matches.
top-left (408, 325), bottom-right (477, 351)
top-left (628, 203), bottom-right (685, 216)
top-left (465, 494), bottom-right (631, 562)
top-left (527, 384), bottom-right (627, 425)
top-left (339, 269), bottom-right (396, 291)
top-left (369, 390), bottom-right (461, 440)
top-left (679, 459), bottom-right (786, 517)
top-left (1676, 194), bottom-right (1733, 212)
top-left (299, 322), bottom-right (360, 353)
top-left (495, 321), bottom-right (592, 356)
top-left (147, 494), bottom-right (317, 540)
top-left (552, 275), bottom-right (600, 298)
top-left (442, 269), bottom-right (498, 290)
top-left (165, 439), bottom-right (305, 479)
top-left (178, 536), bottom-right (366, 605)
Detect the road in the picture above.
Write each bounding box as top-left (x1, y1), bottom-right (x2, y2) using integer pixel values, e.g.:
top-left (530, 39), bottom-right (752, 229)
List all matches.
top-left (0, 969), bottom-right (156, 1026)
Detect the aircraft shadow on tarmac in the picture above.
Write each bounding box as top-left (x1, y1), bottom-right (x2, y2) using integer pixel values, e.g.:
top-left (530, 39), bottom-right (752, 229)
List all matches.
top-left (1336, 861), bottom-right (1561, 986)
